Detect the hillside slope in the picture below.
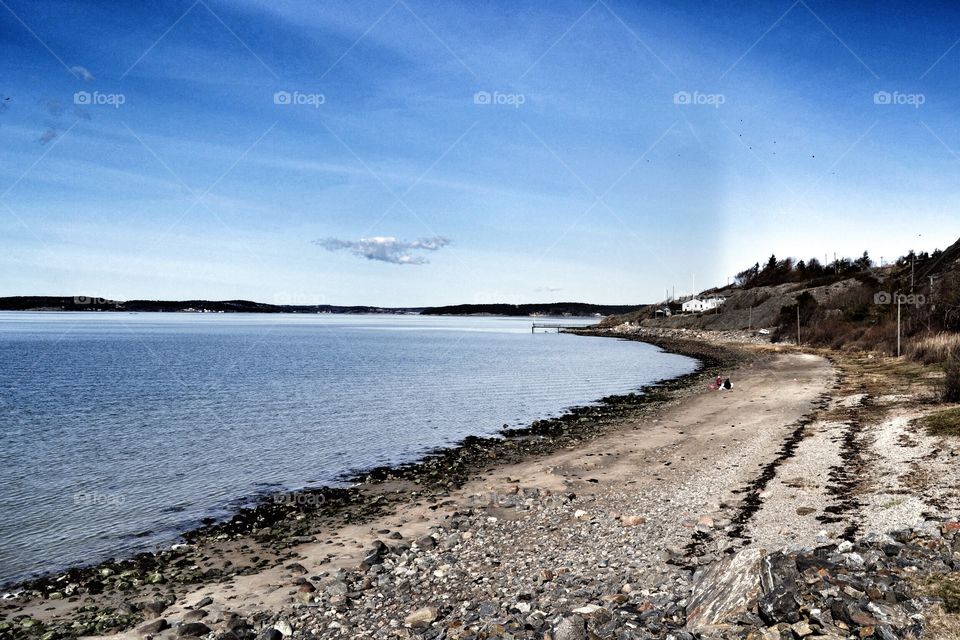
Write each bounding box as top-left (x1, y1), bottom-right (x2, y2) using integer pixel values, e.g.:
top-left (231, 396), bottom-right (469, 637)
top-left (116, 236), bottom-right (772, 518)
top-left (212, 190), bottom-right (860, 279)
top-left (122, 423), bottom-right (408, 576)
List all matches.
top-left (603, 236), bottom-right (960, 353)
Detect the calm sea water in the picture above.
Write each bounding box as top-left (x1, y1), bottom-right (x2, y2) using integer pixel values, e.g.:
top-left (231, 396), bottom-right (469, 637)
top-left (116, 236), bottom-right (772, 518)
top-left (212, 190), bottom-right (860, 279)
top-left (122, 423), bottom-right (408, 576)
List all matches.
top-left (0, 312), bottom-right (696, 585)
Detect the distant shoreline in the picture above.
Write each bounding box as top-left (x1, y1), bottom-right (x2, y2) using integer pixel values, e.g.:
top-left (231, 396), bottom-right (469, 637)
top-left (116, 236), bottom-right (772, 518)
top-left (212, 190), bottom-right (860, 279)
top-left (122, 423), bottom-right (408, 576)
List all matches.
top-left (0, 297), bottom-right (645, 318)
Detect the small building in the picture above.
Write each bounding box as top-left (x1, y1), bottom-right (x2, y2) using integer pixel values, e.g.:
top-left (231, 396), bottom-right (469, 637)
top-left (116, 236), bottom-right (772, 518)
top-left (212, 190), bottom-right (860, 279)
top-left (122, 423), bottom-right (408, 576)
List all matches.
top-left (682, 297), bottom-right (726, 313)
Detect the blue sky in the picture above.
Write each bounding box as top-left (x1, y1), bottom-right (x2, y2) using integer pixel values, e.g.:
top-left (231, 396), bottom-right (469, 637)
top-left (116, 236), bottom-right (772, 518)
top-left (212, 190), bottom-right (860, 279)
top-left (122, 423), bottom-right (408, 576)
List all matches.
top-left (2, 0), bottom-right (959, 305)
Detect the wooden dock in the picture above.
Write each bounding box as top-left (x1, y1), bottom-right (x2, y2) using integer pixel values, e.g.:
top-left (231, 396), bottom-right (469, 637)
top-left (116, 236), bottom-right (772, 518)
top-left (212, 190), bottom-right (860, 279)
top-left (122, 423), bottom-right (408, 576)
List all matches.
top-left (531, 322), bottom-right (579, 333)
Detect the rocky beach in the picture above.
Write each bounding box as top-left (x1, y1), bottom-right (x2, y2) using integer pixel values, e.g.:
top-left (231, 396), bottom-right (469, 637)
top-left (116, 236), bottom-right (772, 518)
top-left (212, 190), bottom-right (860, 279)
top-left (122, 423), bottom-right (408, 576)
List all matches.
top-left (3, 329), bottom-right (959, 640)
top-left (7, 0), bottom-right (960, 637)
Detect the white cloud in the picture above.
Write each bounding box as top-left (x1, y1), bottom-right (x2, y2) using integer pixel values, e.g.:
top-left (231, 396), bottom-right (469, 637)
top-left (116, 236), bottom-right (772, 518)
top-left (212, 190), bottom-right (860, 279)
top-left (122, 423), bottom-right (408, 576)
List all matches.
top-left (71, 65), bottom-right (95, 82)
top-left (315, 236), bottom-right (451, 265)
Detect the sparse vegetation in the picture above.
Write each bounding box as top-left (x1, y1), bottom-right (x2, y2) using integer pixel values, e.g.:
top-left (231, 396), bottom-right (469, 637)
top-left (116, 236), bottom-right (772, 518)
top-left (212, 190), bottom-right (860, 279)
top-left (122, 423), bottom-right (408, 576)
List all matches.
top-left (756, 239), bottom-right (960, 356)
top-left (912, 574), bottom-right (960, 640)
top-left (881, 497), bottom-right (906, 509)
top-left (925, 610), bottom-right (960, 640)
top-left (917, 407), bottom-right (960, 437)
top-left (735, 252), bottom-right (875, 289)
top-left (922, 573), bottom-right (960, 613)
top-left (945, 360), bottom-right (960, 403)
top-left (907, 333), bottom-right (960, 365)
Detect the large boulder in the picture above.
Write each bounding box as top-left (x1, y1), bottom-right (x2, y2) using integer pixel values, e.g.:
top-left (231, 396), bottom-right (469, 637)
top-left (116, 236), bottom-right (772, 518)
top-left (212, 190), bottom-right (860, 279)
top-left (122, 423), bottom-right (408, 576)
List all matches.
top-left (686, 548), bottom-right (765, 634)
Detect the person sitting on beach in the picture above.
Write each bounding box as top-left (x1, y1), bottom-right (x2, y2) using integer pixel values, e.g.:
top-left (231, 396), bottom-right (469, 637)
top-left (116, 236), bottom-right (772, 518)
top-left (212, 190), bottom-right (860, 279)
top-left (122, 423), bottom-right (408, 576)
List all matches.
top-left (715, 375), bottom-right (722, 389)
top-left (722, 377), bottom-right (732, 390)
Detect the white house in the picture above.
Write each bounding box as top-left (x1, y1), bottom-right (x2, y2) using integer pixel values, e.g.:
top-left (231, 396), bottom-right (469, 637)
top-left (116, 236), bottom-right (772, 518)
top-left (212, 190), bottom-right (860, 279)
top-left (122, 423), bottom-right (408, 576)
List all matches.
top-left (711, 296), bottom-right (727, 309)
top-left (681, 297), bottom-right (726, 313)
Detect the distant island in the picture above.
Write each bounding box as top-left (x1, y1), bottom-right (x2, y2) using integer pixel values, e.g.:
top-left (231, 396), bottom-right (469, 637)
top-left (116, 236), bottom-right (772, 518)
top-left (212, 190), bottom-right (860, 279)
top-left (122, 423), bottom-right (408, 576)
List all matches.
top-left (0, 297), bottom-right (643, 317)
top-left (0, 296), bottom-right (416, 314)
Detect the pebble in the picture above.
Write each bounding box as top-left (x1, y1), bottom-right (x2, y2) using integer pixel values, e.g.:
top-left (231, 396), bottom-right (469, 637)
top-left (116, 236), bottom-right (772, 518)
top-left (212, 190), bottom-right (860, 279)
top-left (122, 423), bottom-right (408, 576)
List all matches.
top-left (403, 605), bottom-right (439, 628)
top-left (137, 618), bottom-right (168, 635)
top-left (272, 619), bottom-right (293, 636)
top-left (553, 614), bottom-right (588, 640)
top-left (175, 623), bottom-right (211, 637)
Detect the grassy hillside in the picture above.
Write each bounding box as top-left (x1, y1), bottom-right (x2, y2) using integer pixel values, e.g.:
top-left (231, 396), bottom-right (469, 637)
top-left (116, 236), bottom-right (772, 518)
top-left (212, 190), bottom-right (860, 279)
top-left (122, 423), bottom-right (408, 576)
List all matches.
top-left (603, 237), bottom-right (960, 359)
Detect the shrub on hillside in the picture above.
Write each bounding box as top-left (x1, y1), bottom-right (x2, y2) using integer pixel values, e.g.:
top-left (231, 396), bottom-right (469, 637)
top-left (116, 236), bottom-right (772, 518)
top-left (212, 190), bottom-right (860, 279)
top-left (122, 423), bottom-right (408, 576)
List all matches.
top-left (945, 359), bottom-right (960, 403)
top-left (801, 317), bottom-right (850, 350)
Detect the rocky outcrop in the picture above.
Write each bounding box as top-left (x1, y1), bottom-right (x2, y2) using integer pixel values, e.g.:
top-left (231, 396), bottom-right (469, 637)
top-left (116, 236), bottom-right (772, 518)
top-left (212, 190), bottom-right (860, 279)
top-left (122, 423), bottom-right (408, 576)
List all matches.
top-left (685, 523), bottom-right (959, 639)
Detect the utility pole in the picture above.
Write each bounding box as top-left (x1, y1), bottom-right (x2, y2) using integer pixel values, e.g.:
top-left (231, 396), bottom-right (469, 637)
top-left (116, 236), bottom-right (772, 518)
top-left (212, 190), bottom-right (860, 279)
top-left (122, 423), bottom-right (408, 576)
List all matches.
top-left (897, 295), bottom-right (902, 357)
top-left (796, 306), bottom-right (801, 346)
